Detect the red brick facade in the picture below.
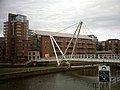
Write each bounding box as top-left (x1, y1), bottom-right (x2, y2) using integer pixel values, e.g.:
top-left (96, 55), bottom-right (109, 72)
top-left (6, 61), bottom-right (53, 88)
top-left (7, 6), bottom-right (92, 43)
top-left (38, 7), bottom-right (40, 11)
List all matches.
top-left (39, 35), bottom-right (97, 58)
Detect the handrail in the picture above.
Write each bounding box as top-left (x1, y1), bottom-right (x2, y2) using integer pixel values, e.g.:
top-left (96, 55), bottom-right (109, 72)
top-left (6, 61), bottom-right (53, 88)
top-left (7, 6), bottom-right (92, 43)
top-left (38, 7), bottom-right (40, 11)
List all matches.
top-left (64, 54), bottom-right (120, 59)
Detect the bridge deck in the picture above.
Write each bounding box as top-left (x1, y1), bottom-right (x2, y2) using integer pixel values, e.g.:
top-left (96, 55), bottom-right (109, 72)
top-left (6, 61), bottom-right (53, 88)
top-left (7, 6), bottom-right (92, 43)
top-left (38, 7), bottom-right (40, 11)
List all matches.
top-left (25, 54), bottom-right (120, 65)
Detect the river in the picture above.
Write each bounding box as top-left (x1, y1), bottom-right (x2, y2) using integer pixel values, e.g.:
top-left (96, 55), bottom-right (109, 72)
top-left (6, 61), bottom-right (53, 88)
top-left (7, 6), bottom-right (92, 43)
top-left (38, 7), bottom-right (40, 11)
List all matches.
top-left (0, 70), bottom-right (100, 90)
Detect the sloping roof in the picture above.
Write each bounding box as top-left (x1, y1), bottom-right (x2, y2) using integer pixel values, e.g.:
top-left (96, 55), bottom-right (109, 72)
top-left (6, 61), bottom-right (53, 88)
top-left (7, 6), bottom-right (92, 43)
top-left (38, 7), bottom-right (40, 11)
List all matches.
top-left (33, 30), bottom-right (93, 40)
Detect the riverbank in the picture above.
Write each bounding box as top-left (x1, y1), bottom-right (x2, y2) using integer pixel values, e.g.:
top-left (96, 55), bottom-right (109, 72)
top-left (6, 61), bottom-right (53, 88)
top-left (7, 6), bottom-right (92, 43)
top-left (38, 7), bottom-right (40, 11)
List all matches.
top-left (0, 66), bottom-right (81, 80)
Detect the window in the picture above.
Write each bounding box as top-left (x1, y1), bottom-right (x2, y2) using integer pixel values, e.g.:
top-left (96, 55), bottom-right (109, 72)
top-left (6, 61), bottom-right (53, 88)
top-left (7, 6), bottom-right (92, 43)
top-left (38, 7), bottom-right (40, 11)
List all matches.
top-left (29, 52), bottom-right (31, 55)
top-left (29, 56), bottom-right (31, 60)
top-left (45, 46), bottom-right (47, 49)
top-left (33, 52), bottom-right (35, 55)
top-left (115, 40), bottom-right (118, 43)
top-left (33, 56), bottom-right (35, 60)
top-left (109, 41), bottom-right (111, 44)
top-left (37, 56), bottom-right (39, 59)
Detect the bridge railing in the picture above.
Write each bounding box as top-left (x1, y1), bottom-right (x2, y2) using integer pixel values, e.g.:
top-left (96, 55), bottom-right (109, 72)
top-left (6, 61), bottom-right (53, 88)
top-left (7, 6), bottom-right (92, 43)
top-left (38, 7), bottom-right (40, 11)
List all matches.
top-left (64, 54), bottom-right (120, 60)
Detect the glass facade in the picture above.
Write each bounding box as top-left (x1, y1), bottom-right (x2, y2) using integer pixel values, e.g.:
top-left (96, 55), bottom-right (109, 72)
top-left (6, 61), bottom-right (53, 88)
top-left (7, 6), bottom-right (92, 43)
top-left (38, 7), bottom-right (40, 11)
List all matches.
top-left (15, 15), bottom-right (27, 22)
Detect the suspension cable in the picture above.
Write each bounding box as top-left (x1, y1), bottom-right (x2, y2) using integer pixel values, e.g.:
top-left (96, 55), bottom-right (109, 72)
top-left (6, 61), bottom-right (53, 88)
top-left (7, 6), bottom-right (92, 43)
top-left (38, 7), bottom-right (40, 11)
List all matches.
top-left (51, 22), bottom-right (79, 36)
top-left (83, 23), bottom-right (93, 35)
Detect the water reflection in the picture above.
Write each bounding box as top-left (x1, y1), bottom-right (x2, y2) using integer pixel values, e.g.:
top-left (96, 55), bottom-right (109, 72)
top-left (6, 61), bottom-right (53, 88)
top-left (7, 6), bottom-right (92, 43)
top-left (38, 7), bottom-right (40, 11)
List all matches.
top-left (0, 71), bottom-right (99, 90)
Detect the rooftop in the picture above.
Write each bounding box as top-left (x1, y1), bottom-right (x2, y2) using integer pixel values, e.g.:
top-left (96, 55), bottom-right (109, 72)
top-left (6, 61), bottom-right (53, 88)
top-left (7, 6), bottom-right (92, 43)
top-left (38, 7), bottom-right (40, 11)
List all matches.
top-left (33, 30), bottom-right (96, 40)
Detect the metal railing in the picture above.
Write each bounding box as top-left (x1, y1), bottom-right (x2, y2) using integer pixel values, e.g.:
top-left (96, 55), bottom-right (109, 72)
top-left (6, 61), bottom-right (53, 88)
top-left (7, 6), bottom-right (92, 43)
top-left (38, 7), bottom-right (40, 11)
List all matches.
top-left (64, 54), bottom-right (120, 60)
top-left (24, 54), bottom-right (120, 65)
top-left (59, 54), bottom-right (120, 63)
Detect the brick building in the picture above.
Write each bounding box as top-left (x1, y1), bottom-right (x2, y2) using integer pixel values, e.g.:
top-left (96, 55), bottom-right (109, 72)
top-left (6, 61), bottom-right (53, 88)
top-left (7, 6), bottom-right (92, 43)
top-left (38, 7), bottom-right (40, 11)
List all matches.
top-left (4, 13), bottom-right (29, 62)
top-left (28, 51), bottom-right (40, 60)
top-left (105, 39), bottom-right (120, 54)
top-left (0, 37), bottom-right (6, 62)
top-left (3, 13), bottom-right (97, 62)
top-left (34, 30), bottom-right (97, 58)
top-left (97, 41), bottom-right (106, 51)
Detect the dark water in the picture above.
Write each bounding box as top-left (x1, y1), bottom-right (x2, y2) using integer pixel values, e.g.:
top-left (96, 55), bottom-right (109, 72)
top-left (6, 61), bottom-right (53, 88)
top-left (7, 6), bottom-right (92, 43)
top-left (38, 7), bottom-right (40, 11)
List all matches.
top-left (0, 71), bottom-right (99, 90)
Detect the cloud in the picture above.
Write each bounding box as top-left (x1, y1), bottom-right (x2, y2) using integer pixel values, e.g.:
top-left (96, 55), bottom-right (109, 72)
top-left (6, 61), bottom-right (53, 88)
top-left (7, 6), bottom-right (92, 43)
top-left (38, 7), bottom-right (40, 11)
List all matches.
top-left (0, 0), bottom-right (120, 41)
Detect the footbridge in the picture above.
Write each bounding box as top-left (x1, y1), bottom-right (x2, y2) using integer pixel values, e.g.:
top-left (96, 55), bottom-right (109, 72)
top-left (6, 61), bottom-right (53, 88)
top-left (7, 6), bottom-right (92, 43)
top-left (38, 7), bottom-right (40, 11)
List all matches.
top-left (62, 54), bottom-right (120, 63)
top-left (25, 54), bottom-right (120, 65)
top-left (26, 22), bottom-right (120, 66)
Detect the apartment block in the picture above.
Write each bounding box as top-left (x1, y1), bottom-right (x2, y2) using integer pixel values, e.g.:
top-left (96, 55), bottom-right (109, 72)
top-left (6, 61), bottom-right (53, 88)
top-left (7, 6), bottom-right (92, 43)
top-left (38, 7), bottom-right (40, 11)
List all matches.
top-left (105, 39), bottom-right (120, 54)
top-left (0, 37), bottom-right (6, 62)
top-left (34, 30), bottom-right (97, 58)
top-left (4, 13), bottom-right (29, 62)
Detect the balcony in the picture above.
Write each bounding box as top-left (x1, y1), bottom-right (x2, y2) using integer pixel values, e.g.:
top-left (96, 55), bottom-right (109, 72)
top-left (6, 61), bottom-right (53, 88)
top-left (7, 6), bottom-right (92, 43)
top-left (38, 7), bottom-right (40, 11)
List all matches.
top-left (16, 25), bottom-right (21, 28)
top-left (16, 28), bottom-right (22, 31)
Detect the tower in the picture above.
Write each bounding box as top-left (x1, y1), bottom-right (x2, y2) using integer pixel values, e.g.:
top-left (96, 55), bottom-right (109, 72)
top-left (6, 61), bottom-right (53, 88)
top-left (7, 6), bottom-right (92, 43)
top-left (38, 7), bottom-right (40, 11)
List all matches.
top-left (4, 13), bottom-right (29, 62)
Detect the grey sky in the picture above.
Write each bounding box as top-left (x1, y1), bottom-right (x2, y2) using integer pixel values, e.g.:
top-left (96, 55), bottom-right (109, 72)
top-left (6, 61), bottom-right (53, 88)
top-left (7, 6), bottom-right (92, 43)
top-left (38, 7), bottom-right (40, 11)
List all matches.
top-left (0, 0), bottom-right (120, 41)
